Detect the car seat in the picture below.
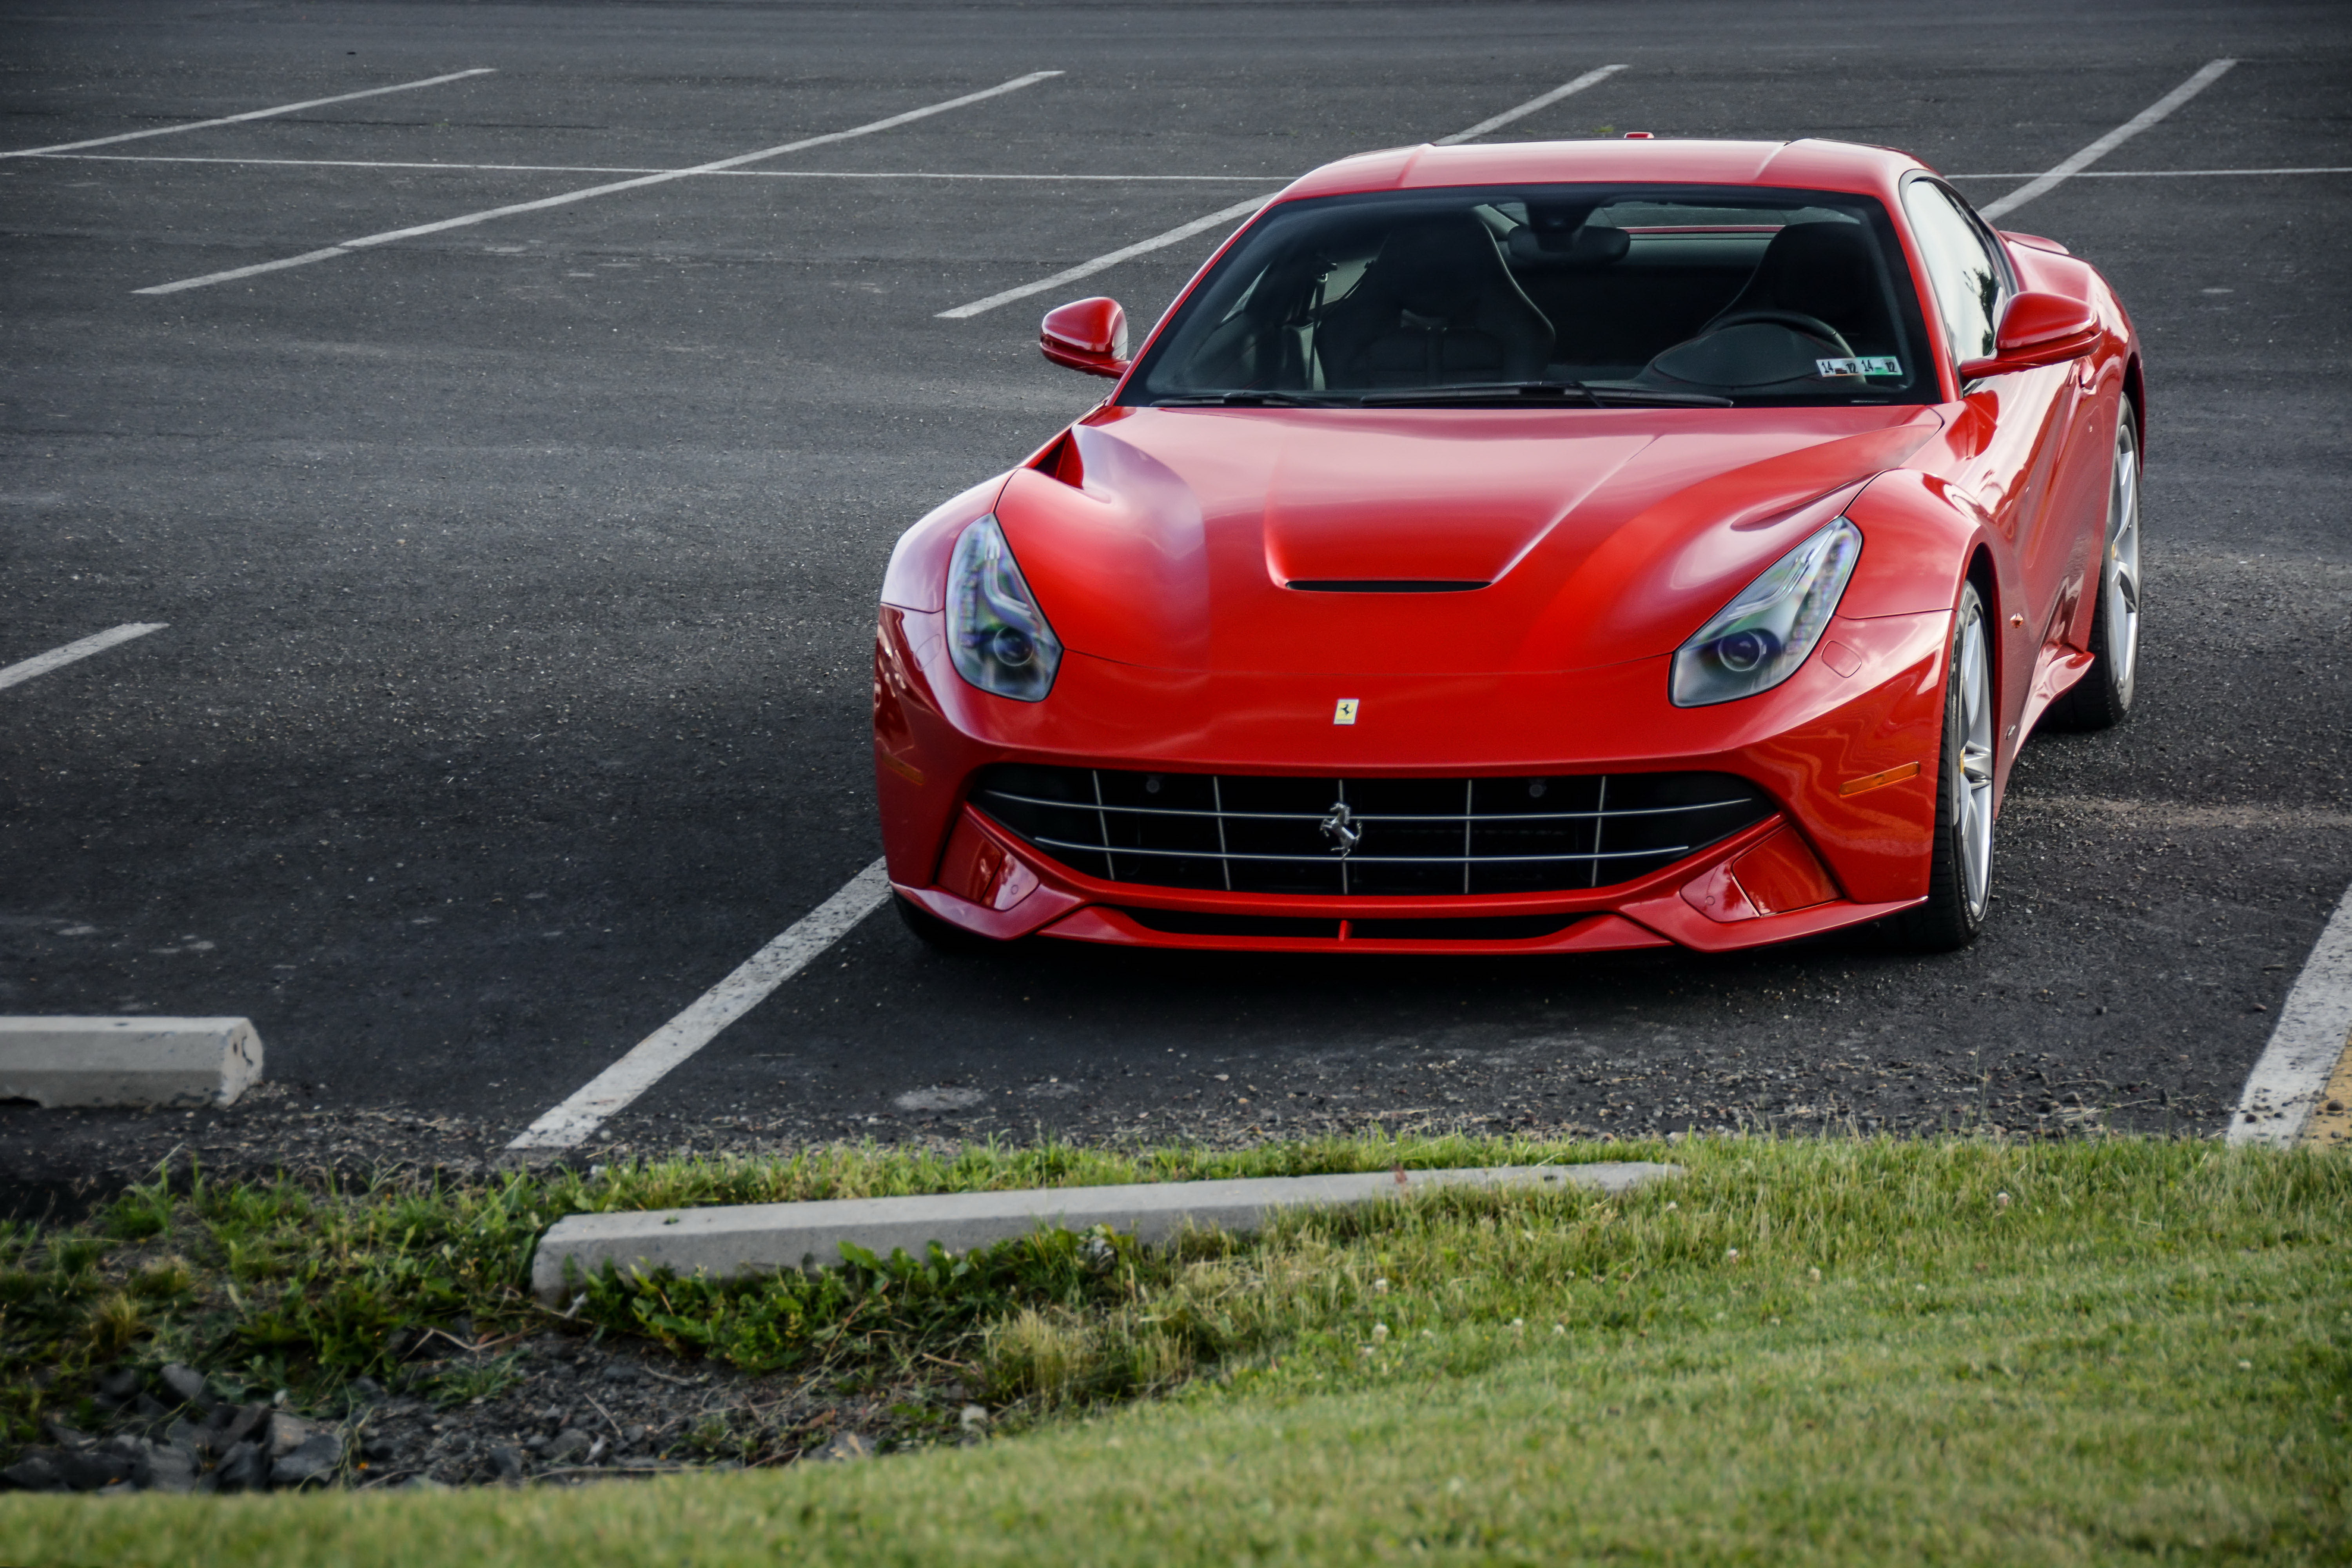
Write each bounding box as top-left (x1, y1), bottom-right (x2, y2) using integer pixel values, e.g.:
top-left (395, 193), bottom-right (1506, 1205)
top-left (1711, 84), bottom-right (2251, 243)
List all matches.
top-left (1318, 216), bottom-right (1557, 387)
top-left (1704, 220), bottom-right (1884, 347)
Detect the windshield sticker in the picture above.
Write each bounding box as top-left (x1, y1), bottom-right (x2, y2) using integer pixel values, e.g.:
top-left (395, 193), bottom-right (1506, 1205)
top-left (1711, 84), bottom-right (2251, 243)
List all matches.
top-left (1815, 356), bottom-right (1904, 378)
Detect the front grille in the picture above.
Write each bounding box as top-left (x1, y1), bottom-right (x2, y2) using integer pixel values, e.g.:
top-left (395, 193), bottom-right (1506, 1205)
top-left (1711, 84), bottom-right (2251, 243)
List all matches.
top-left (970, 765), bottom-right (1773, 897)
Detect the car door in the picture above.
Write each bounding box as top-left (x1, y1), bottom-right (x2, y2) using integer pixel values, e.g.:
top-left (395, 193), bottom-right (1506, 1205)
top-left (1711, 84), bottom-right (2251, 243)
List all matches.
top-left (1902, 177), bottom-right (2080, 751)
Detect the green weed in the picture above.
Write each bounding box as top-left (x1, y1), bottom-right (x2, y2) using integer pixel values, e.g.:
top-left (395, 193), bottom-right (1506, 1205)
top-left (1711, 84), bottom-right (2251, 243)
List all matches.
top-left (423, 1352), bottom-right (525, 1408)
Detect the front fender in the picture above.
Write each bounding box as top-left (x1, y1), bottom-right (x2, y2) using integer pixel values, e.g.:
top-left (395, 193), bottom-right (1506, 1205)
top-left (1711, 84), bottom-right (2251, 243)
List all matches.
top-left (1839, 468), bottom-right (2003, 622)
top-left (880, 475), bottom-right (1012, 613)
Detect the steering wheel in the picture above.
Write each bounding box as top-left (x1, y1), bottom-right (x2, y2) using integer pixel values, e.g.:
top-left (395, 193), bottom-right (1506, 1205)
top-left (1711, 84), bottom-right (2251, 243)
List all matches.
top-left (1707, 310), bottom-right (1855, 359)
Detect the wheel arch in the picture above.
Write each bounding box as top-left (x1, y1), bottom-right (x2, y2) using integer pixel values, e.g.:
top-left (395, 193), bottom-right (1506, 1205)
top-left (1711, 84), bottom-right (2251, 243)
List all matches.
top-left (1964, 542), bottom-right (2001, 701)
top-left (1964, 543), bottom-right (1999, 615)
top-left (2122, 355), bottom-right (2146, 454)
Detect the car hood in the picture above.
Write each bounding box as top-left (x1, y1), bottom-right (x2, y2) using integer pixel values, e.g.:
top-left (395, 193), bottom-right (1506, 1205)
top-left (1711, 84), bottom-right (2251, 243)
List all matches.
top-left (995, 403), bottom-right (1944, 676)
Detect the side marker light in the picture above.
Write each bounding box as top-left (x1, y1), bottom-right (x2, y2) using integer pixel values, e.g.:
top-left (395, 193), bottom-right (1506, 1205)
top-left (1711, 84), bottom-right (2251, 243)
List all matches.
top-left (1838, 760), bottom-right (1922, 798)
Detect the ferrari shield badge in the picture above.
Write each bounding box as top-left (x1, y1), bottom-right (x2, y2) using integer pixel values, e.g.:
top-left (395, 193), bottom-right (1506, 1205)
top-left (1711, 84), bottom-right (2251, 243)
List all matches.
top-left (1332, 697), bottom-right (1359, 725)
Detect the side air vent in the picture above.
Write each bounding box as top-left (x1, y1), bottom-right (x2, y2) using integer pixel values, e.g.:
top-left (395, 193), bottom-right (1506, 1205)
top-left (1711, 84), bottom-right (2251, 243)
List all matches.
top-left (1029, 430), bottom-right (1084, 488)
top-left (1285, 579), bottom-right (1488, 593)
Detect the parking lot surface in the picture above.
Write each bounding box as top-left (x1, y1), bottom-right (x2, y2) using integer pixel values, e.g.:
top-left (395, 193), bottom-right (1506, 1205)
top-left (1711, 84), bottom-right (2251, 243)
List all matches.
top-left (3, 0), bottom-right (2348, 1192)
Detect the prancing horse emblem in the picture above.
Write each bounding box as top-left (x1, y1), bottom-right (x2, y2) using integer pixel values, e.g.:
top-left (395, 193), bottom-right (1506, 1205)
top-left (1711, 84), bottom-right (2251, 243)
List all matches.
top-left (1319, 801), bottom-right (1361, 857)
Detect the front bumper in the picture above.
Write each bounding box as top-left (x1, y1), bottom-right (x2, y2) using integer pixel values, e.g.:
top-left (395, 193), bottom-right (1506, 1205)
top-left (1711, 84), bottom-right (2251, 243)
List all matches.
top-left (873, 604), bottom-right (1949, 954)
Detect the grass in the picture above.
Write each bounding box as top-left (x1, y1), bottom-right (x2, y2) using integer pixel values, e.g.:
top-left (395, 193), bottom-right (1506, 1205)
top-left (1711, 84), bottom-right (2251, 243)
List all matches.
top-left (0, 1132), bottom-right (1623, 1442)
top-left (0, 1135), bottom-right (2346, 1564)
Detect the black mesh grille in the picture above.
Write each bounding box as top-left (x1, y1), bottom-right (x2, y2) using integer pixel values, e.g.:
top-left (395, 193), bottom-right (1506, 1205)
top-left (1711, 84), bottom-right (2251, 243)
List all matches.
top-left (969, 766), bottom-right (1773, 896)
top-left (1116, 909), bottom-right (1581, 942)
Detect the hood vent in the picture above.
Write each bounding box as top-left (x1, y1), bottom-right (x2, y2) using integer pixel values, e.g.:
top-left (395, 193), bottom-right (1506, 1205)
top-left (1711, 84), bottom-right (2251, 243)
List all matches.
top-left (1285, 579), bottom-right (1488, 593)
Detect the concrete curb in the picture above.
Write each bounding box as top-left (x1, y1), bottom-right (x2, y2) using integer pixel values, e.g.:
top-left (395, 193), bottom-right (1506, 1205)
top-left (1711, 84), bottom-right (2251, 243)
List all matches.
top-left (0, 1016), bottom-right (263, 1107)
top-left (531, 1161), bottom-right (1678, 1301)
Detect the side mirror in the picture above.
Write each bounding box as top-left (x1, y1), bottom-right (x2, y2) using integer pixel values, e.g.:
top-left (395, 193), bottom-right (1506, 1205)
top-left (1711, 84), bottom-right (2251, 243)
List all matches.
top-left (1957, 290), bottom-right (2100, 380)
top-left (1040, 297), bottom-right (1130, 379)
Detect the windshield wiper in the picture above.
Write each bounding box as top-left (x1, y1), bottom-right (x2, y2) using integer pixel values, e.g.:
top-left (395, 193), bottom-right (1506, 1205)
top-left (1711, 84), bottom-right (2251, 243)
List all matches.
top-left (1360, 381), bottom-right (1734, 408)
top-left (1581, 387), bottom-right (1734, 407)
top-left (1359, 380), bottom-right (1604, 408)
top-left (1149, 390), bottom-right (1357, 408)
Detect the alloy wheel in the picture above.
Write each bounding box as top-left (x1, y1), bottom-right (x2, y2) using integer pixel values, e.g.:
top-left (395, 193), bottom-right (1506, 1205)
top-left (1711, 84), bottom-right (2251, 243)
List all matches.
top-left (2104, 417), bottom-right (2142, 699)
top-left (1955, 604), bottom-right (1995, 919)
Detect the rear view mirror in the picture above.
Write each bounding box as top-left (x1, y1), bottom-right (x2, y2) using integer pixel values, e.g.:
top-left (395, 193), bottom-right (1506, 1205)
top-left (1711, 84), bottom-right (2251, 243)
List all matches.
top-left (1040, 297), bottom-right (1129, 379)
top-left (1958, 290), bottom-right (2100, 380)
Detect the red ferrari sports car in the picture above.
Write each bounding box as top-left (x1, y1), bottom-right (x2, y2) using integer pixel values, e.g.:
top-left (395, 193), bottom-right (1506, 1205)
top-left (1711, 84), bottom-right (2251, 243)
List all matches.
top-left (873, 137), bottom-right (2143, 956)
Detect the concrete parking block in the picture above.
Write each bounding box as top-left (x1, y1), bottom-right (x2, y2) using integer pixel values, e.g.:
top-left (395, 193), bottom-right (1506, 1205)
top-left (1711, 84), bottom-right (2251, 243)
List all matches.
top-left (531, 1161), bottom-right (1676, 1300)
top-left (0, 1017), bottom-right (263, 1107)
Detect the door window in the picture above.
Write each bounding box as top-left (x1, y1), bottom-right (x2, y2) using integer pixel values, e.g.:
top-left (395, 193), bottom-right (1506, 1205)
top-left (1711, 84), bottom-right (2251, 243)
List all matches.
top-left (1902, 181), bottom-right (2007, 365)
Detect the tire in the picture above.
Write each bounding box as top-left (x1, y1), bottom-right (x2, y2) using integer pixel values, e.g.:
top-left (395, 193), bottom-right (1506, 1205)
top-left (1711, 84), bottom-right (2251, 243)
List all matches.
top-left (892, 891), bottom-right (994, 954)
top-left (2047, 405), bottom-right (2141, 730)
top-left (1897, 581), bottom-right (1996, 952)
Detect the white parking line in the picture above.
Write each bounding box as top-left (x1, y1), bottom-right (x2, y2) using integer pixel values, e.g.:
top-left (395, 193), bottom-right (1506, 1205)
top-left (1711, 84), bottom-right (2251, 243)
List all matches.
top-left (0, 623), bottom-right (167, 691)
top-left (36, 151), bottom-right (1271, 181)
top-left (936, 64), bottom-right (1628, 319)
top-left (0, 69), bottom-right (495, 158)
top-left (1433, 64), bottom-right (1628, 145)
top-left (1952, 167), bottom-right (2352, 180)
top-left (133, 71), bottom-right (1062, 296)
top-left (507, 858), bottom-right (894, 1151)
top-left (1978, 58), bottom-right (2237, 221)
top-left (2229, 882), bottom-right (2352, 1148)
top-left (936, 194), bottom-right (1279, 319)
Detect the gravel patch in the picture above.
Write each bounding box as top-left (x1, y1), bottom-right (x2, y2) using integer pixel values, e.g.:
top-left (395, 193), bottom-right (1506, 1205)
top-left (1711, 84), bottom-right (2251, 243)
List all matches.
top-left (3, 1342), bottom-right (972, 1496)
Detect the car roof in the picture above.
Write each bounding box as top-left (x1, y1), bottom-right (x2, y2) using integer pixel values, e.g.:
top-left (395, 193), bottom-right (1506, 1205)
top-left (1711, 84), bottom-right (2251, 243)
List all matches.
top-left (1279, 138), bottom-right (1928, 203)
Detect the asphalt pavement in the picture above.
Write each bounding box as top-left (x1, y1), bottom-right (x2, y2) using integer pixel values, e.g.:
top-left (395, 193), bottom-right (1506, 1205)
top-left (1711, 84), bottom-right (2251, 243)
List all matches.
top-left (3, 0), bottom-right (2348, 1192)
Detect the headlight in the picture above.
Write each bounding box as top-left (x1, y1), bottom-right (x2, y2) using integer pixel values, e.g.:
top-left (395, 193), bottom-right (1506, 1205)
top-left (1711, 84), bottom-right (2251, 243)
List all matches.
top-left (1669, 517), bottom-right (1861, 707)
top-left (947, 514), bottom-right (1062, 701)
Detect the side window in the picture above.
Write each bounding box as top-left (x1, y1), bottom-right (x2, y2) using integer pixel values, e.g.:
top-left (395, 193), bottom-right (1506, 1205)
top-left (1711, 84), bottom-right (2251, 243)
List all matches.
top-left (1901, 181), bottom-right (2006, 365)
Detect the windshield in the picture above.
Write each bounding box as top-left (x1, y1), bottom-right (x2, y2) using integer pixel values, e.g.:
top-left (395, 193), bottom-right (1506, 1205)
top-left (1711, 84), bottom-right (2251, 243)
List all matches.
top-left (1123, 184), bottom-right (1937, 408)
